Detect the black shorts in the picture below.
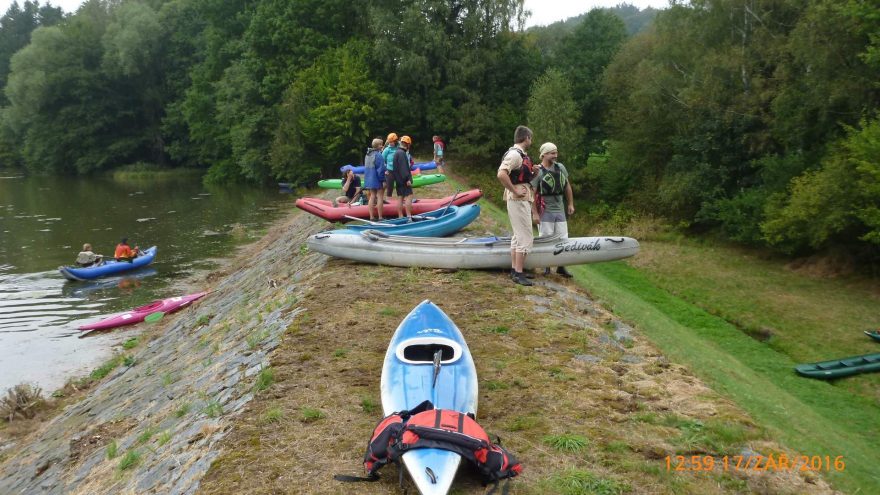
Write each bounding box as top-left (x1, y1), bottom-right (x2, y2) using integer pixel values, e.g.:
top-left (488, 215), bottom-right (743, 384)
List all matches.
top-left (395, 182), bottom-right (413, 197)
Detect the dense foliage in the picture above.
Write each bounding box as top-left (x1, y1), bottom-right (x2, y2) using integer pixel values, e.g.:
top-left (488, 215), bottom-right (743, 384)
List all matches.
top-left (600, 0), bottom-right (880, 260)
top-left (0, 0), bottom-right (878, 261)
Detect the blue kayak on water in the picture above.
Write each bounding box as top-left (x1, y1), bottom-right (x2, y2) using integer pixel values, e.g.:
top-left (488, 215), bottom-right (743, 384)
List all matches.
top-left (59, 246), bottom-right (157, 281)
top-left (381, 300), bottom-right (478, 495)
top-left (332, 204), bottom-right (479, 237)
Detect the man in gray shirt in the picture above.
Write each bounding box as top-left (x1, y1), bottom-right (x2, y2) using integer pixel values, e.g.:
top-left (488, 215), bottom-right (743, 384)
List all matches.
top-left (531, 142), bottom-right (575, 278)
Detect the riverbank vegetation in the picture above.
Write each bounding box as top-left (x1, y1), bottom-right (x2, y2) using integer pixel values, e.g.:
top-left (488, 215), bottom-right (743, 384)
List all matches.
top-left (110, 162), bottom-right (203, 181)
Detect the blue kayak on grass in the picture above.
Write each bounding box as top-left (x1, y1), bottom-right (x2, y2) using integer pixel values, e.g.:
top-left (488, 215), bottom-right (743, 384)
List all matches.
top-left (340, 161), bottom-right (438, 174)
top-left (59, 246), bottom-right (157, 281)
top-left (332, 204), bottom-right (479, 237)
top-left (381, 300), bottom-right (478, 495)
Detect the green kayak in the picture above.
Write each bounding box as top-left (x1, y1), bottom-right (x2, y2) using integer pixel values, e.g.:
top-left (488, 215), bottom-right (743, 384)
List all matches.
top-left (318, 174), bottom-right (446, 189)
top-left (865, 330), bottom-right (880, 342)
top-left (795, 352), bottom-right (880, 379)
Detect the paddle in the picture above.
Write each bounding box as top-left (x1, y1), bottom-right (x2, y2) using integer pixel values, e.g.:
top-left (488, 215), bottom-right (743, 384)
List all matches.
top-left (144, 311), bottom-right (164, 323)
top-left (438, 189), bottom-right (461, 218)
top-left (432, 349), bottom-right (442, 389)
top-left (343, 215), bottom-right (395, 226)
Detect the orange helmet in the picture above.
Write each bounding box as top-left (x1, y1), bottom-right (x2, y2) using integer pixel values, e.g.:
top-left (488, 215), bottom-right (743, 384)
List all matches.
top-left (400, 135), bottom-right (412, 145)
top-left (386, 132), bottom-right (398, 143)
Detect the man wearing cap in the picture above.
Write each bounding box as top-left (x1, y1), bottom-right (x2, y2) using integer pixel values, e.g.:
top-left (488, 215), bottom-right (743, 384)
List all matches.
top-left (497, 125), bottom-right (539, 286)
top-left (392, 135), bottom-right (415, 220)
top-left (532, 142), bottom-right (575, 278)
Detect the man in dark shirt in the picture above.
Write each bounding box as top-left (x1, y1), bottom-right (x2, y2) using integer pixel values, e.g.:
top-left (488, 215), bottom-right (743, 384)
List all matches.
top-left (334, 168), bottom-right (362, 207)
top-left (392, 135), bottom-right (414, 220)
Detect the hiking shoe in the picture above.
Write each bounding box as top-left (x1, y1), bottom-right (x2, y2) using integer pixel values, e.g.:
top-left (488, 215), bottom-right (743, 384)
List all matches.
top-left (556, 266), bottom-right (573, 278)
top-left (512, 272), bottom-right (534, 286)
top-left (523, 270), bottom-right (536, 279)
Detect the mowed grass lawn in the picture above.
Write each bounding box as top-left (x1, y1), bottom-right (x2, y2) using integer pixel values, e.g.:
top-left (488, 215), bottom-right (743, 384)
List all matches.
top-left (447, 169), bottom-right (880, 493)
top-left (626, 236), bottom-right (880, 401)
top-left (575, 239), bottom-right (880, 493)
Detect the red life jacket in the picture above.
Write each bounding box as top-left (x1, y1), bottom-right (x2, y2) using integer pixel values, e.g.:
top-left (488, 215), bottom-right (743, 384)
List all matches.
top-left (336, 400), bottom-right (522, 493)
top-left (504, 147), bottom-right (534, 185)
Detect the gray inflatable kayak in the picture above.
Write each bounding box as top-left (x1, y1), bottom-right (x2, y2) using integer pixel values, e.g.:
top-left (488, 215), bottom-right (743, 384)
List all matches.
top-left (307, 230), bottom-right (639, 269)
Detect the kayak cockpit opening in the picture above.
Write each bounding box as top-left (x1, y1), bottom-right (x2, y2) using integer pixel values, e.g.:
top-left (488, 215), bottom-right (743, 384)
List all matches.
top-left (396, 337), bottom-right (462, 365)
top-left (404, 343), bottom-right (454, 362)
top-left (133, 301), bottom-right (164, 313)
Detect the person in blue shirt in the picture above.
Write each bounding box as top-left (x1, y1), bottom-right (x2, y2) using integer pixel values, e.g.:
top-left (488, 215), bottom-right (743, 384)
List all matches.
top-left (382, 132), bottom-right (399, 199)
top-left (432, 135), bottom-right (446, 173)
top-left (363, 138), bottom-right (386, 221)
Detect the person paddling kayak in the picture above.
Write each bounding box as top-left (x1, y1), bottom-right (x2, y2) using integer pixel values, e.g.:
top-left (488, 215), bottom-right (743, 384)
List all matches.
top-left (114, 238), bottom-right (141, 262)
top-left (75, 243), bottom-right (104, 267)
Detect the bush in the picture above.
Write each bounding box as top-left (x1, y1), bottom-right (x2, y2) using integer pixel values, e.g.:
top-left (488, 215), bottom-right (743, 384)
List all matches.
top-left (0, 383), bottom-right (45, 421)
top-left (762, 117), bottom-right (880, 256)
top-left (698, 189), bottom-right (768, 244)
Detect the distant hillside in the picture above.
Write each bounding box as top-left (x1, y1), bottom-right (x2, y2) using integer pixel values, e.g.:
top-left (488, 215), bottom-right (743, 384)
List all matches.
top-left (530, 3), bottom-right (659, 36)
top-left (528, 3), bottom-right (660, 58)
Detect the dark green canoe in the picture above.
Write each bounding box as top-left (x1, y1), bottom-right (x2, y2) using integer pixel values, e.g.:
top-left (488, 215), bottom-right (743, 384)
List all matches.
top-left (795, 352), bottom-right (880, 379)
top-left (865, 330), bottom-right (880, 343)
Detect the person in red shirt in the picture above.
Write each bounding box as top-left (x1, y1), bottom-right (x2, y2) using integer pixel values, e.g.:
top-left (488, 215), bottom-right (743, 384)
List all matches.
top-left (114, 238), bottom-right (140, 262)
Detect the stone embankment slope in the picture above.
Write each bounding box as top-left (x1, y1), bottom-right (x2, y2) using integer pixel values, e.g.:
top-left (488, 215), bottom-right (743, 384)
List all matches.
top-left (0, 199), bottom-right (323, 494)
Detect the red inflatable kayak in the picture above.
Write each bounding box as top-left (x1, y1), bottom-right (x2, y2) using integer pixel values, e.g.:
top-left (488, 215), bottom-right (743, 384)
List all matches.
top-left (295, 189), bottom-right (482, 222)
top-left (78, 292), bottom-right (208, 331)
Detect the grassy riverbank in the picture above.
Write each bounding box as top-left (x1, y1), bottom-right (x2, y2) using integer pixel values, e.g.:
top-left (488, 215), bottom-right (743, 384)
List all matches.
top-left (449, 165), bottom-right (880, 493)
top-left (111, 163), bottom-right (203, 181)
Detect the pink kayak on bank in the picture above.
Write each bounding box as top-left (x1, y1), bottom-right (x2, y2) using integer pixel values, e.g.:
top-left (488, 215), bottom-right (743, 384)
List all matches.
top-left (78, 292), bottom-right (208, 331)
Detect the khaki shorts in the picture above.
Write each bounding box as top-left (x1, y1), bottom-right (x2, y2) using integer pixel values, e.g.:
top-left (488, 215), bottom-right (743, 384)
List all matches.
top-left (507, 199), bottom-right (534, 254)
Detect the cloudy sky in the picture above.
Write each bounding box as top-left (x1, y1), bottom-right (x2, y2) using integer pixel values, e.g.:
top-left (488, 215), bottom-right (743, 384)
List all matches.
top-left (1, 0), bottom-right (671, 28)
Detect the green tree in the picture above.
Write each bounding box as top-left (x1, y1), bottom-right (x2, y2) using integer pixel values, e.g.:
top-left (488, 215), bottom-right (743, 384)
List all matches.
top-left (526, 68), bottom-right (585, 175)
top-left (555, 8), bottom-right (626, 149)
top-left (762, 118), bottom-right (880, 255)
top-left (271, 41), bottom-right (390, 182)
top-left (368, 0), bottom-right (538, 157)
top-left (101, 1), bottom-right (167, 164)
top-left (0, 1), bottom-right (64, 98)
top-left (175, 0), bottom-right (367, 182)
top-left (4, 0), bottom-right (113, 174)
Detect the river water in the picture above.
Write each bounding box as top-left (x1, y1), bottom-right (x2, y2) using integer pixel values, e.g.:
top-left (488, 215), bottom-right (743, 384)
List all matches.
top-left (0, 172), bottom-right (295, 394)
